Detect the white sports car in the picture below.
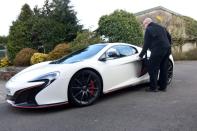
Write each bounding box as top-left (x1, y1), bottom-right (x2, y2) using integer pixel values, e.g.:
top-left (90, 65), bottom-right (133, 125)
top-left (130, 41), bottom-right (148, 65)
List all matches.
top-left (5, 43), bottom-right (174, 108)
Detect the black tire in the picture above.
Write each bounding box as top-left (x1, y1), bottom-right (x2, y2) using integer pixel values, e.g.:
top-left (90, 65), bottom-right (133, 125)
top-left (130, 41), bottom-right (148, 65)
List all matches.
top-left (167, 60), bottom-right (173, 85)
top-left (68, 70), bottom-right (102, 107)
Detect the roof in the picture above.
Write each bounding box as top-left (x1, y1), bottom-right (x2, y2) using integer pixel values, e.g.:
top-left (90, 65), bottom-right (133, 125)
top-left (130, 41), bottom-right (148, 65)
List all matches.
top-left (135, 6), bottom-right (182, 16)
top-left (96, 42), bottom-right (141, 49)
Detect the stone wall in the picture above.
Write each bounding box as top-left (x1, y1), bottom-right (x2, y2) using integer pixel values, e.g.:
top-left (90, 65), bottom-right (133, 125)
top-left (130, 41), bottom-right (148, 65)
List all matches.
top-left (136, 9), bottom-right (186, 39)
top-left (172, 41), bottom-right (197, 53)
top-left (135, 8), bottom-right (197, 53)
top-left (0, 67), bottom-right (26, 80)
top-left (182, 42), bottom-right (197, 52)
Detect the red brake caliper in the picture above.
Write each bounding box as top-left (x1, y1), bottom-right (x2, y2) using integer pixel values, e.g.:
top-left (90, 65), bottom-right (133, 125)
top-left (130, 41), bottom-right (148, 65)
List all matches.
top-left (89, 80), bottom-right (95, 96)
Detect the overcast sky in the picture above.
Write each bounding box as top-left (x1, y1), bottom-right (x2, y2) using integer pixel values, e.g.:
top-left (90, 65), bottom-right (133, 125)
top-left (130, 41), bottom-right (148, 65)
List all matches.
top-left (0, 0), bottom-right (197, 36)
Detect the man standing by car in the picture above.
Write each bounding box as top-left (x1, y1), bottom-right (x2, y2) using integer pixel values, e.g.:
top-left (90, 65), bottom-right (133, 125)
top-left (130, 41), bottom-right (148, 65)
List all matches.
top-left (139, 18), bottom-right (172, 92)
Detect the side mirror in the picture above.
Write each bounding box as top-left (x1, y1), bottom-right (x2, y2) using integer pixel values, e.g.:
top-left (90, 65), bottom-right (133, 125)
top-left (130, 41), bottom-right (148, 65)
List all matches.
top-left (99, 57), bottom-right (106, 62)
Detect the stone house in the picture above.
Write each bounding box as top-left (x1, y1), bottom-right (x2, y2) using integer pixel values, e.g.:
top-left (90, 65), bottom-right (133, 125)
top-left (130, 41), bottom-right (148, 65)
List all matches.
top-left (135, 6), bottom-right (197, 52)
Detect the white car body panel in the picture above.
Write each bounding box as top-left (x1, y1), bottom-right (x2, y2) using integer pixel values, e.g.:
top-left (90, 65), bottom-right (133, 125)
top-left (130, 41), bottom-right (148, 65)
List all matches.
top-left (5, 43), bottom-right (174, 107)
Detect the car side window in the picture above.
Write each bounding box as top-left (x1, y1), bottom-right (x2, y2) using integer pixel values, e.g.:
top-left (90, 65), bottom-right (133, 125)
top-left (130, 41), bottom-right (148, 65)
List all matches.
top-left (104, 45), bottom-right (137, 60)
top-left (106, 47), bottom-right (120, 58)
top-left (114, 45), bottom-right (137, 58)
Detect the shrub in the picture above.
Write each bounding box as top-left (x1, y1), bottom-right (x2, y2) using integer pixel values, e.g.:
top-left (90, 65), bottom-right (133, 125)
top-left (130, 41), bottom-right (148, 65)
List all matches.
top-left (31, 53), bottom-right (48, 65)
top-left (0, 57), bottom-right (10, 68)
top-left (47, 43), bottom-right (71, 60)
top-left (14, 48), bottom-right (38, 66)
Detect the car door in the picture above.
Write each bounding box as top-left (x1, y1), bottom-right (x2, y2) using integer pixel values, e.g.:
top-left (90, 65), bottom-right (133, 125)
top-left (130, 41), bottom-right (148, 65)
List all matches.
top-left (99, 45), bottom-right (142, 92)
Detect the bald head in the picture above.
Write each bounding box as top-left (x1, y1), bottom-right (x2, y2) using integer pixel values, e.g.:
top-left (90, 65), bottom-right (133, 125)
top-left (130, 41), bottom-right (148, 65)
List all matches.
top-left (143, 18), bottom-right (153, 29)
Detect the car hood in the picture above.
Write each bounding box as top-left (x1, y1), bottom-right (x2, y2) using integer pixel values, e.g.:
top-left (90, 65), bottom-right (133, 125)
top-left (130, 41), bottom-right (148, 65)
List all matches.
top-left (9, 58), bottom-right (96, 83)
top-left (9, 61), bottom-right (64, 82)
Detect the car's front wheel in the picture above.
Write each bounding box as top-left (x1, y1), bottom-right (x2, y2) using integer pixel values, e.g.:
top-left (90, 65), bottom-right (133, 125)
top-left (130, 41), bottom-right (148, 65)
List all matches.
top-left (68, 70), bottom-right (102, 106)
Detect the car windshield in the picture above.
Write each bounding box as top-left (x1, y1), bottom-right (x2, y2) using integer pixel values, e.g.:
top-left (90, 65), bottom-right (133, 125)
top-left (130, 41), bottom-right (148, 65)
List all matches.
top-left (50, 44), bottom-right (106, 64)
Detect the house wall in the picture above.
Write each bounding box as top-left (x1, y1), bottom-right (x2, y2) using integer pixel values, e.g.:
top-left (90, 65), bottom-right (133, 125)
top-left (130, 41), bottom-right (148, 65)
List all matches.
top-left (135, 9), bottom-right (196, 53)
top-left (172, 42), bottom-right (197, 53)
top-left (136, 9), bottom-right (186, 38)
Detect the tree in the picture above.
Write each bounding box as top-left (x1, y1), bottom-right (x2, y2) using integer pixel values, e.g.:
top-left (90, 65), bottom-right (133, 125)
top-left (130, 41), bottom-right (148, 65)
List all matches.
top-left (18, 4), bottom-right (33, 22)
top-left (30, 0), bottom-right (82, 52)
top-left (0, 36), bottom-right (8, 45)
top-left (7, 0), bottom-right (82, 62)
top-left (97, 10), bottom-right (143, 45)
top-left (49, 0), bottom-right (82, 41)
top-left (31, 17), bottom-right (70, 52)
top-left (42, 0), bottom-right (52, 16)
top-left (7, 4), bottom-right (34, 61)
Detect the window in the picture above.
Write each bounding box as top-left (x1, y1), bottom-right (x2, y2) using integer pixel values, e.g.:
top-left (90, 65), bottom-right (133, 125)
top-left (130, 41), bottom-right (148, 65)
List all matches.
top-left (101, 45), bottom-right (138, 61)
top-left (106, 45), bottom-right (137, 59)
top-left (115, 45), bottom-right (137, 57)
top-left (51, 44), bottom-right (106, 64)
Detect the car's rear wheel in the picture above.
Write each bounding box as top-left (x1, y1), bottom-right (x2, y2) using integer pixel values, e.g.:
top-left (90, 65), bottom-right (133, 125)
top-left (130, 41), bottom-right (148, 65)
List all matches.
top-left (167, 60), bottom-right (173, 85)
top-left (68, 70), bottom-right (102, 106)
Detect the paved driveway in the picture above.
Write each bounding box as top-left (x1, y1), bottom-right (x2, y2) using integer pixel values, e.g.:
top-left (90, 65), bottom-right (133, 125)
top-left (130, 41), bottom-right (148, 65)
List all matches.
top-left (0, 61), bottom-right (197, 131)
top-left (0, 80), bottom-right (6, 103)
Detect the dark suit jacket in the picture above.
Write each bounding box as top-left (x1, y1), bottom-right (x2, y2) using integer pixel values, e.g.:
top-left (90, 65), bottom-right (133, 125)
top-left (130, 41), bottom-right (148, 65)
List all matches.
top-left (139, 22), bottom-right (172, 58)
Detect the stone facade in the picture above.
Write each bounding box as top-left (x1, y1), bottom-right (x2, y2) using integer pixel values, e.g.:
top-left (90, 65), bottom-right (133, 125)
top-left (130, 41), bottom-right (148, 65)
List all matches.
top-left (135, 6), bottom-right (196, 52)
top-left (135, 6), bottom-right (186, 38)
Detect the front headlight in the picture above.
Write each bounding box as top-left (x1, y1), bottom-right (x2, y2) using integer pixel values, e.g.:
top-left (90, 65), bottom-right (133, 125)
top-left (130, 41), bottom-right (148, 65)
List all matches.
top-left (29, 71), bottom-right (60, 86)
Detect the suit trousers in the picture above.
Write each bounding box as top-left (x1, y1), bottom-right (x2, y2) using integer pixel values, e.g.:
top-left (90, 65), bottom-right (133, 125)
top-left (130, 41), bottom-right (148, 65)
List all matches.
top-left (148, 48), bottom-right (171, 89)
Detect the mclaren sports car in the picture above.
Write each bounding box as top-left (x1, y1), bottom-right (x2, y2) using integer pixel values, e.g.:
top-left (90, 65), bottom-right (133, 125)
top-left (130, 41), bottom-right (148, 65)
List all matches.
top-left (5, 43), bottom-right (174, 108)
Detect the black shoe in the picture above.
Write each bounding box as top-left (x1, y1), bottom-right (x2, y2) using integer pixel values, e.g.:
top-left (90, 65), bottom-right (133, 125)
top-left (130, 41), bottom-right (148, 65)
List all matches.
top-left (145, 88), bottom-right (158, 92)
top-left (158, 88), bottom-right (167, 92)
